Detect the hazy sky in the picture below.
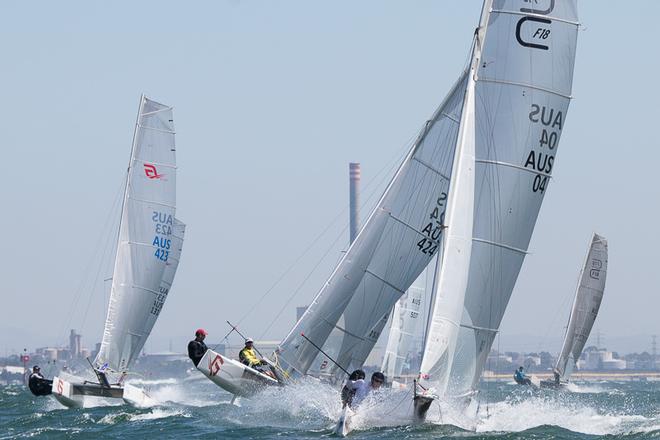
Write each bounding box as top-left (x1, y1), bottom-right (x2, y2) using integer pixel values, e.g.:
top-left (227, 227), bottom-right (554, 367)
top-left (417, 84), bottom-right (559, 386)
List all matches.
top-left (1, 1), bottom-right (658, 358)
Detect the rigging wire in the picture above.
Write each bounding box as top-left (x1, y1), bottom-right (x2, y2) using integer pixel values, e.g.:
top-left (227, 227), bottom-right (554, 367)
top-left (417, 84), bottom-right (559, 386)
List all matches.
top-left (230, 128), bottom-right (419, 339)
top-left (257, 140), bottom-right (413, 340)
top-left (56, 176), bottom-right (125, 346)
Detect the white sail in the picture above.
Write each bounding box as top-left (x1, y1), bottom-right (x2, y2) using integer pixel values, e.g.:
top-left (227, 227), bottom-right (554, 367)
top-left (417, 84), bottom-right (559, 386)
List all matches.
top-left (381, 266), bottom-right (431, 380)
top-left (276, 72), bottom-right (470, 377)
top-left (139, 219), bottom-right (186, 344)
top-left (95, 96), bottom-right (177, 373)
top-left (418, 24), bottom-right (480, 393)
top-left (555, 233), bottom-right (607, 379)
top-left (448, 0), bottom-right (580, 394)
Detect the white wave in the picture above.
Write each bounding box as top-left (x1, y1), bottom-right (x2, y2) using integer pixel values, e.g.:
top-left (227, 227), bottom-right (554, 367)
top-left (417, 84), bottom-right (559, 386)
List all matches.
top-left (147, 383), bottom-right (227, 408)
top-left (98, 408), bottom-right (188, 424)
top-left (125, 378), bottom-right (179, 386)
top-left (473, 395), bottom-right (649, 436)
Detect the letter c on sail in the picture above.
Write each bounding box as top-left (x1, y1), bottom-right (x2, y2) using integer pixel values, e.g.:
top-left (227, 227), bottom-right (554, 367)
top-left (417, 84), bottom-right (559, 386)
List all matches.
top-left (209, 355), bottom-right (224, 376)
top-left (516, 16), bottom-right (551, 51)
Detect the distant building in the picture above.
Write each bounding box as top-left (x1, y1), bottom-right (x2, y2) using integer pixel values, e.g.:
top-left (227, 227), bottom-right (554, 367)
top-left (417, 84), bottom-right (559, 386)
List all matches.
top-left (69, 329), bottom-right (82, 359)
top-left (579, 347), bottom-right (626, 370)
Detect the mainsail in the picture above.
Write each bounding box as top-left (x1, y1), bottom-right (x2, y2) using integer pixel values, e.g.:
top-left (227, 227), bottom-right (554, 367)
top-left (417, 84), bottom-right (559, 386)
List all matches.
top-left (95, 96), bottom-right (179, 373)
top-left (276, 72), bottom-right (470, 377)
top-left (555, 233), bottom-right (607, 379)
top-left (448, 0), bottom-right (580, 394)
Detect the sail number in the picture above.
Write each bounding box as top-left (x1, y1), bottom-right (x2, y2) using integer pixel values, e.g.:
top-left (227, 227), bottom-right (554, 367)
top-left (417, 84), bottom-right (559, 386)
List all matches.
top-left (150, 287), bottom-right (169, 316)
top-left (525, 104), bottom-right (563, 193)
top-left (152, 211), bottom-right (173, 262)
top-left (416, 192), bottom-right (447, 256)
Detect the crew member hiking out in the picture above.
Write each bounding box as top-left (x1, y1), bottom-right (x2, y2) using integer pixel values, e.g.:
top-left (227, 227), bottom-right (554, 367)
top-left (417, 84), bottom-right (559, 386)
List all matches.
top-left (188, 328), bottom-right (209, 367)
top-left (513, 366), bottom-right (532, 386)
top-left (239, 338), bottom-right (268, 369)
top-left (342, 371), bottom-right (385, 409)
top-left (28, 365), bottom-right (53, 396)
top-left (341, 369), bottom-right (365, 408)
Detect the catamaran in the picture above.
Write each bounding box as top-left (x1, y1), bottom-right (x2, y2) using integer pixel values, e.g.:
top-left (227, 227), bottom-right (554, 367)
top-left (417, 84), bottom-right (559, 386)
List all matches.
top-left (539, 233), bottom-right (608, 389)
top-left (51, 96), bottom-right (185, 408)
top-left (198, 4), bottom-right (580, 426)
top-left (413, 0), bottom-right (581, 421)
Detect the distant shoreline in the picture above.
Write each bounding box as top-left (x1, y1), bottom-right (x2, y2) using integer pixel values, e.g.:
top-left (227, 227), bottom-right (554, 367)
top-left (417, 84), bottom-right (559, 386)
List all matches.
top-left (483, 371), bottom-right (660, 381)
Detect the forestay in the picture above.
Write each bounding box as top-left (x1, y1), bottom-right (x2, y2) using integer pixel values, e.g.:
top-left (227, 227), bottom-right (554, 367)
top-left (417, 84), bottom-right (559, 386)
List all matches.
top-left (448, 0), bottom-right (580, 394)
top-left (556, 233), bottom-right (607, 379)
top-left (276, 72), bottom-right (470, 377)
top-left (95, 96), bottom-right (178, 373)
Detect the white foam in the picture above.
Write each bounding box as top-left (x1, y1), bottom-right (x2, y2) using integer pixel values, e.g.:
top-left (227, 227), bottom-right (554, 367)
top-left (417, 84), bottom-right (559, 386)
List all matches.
top-left (473, 395), bottom-right (651, 436)
top-left (97, 408), bottom-right (188, 424)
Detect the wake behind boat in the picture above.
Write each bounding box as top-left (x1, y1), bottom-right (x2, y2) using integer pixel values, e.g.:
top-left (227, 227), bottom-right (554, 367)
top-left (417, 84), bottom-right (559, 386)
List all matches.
top-left (48, 96), bottom-right (185, 408)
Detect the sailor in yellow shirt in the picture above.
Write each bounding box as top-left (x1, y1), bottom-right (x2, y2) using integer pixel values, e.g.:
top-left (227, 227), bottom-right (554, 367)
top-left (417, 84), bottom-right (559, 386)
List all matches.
top-left (239, 338), bottom-right (266, 370)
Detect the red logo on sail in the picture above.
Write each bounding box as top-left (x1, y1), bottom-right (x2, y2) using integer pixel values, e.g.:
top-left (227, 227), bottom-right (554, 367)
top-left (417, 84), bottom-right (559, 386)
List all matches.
top-left (209, 355), bottom-right (224, 376)
top-left (144, 163), bottom-right (164, 179)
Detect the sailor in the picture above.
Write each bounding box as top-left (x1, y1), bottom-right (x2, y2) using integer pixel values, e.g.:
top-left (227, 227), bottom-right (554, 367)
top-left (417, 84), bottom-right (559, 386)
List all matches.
top-left (239, 338), bottom-right (267, 370)
top-left (28, 365), bottom-right (53, 396)
top-left (344, 371), bottom-right (385, 408)
top-left (341, 369), bottom-right (365, 408)
top-left (187, 328), bottom-right (209, 367)
top-left (513, 366), bottom-right (532, 385)
top-left (553, 368), bottom-right (561, 386)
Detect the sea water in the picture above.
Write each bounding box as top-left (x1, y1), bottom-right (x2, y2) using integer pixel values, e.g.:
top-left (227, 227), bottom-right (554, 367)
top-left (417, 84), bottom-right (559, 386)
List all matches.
top-left (1, 376), bottom-right (658, 439)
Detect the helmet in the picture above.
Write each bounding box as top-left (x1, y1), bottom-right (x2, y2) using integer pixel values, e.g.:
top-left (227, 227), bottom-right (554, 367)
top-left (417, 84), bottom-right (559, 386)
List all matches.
top-left (195, 328), bottom-right (208, 336)
top-left (245, 338), bottom-right (254, 344)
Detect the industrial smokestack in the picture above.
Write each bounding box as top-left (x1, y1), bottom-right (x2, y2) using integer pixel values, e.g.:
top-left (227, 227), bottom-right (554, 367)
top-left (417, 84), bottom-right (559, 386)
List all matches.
top-left (349, 163), bottom-right (361, 244)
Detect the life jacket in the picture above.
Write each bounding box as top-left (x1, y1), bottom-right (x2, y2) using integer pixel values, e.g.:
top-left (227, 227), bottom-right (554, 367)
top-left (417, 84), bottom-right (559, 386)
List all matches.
top-left (239, 347), bottom-right (260, 367)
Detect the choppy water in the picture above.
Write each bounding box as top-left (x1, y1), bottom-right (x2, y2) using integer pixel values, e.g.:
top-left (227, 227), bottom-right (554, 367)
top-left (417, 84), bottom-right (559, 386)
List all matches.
top-left (1, 376), bottom-right (658, 439)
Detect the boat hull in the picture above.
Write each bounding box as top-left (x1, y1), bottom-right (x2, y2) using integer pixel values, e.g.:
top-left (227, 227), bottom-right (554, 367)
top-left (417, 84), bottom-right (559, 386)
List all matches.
top-left (333, 405), bottom-right (353, 437)
top-left (539, 379), bottom-right (566, 389)
top-left (51, 375), bottom-right (154, 408)
top-left (196, 349), bottom-right (280, 397)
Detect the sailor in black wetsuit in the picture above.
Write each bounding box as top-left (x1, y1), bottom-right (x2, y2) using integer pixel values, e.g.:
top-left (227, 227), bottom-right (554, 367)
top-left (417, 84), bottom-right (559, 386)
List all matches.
top-left (187, 328), bottom-right (209, 367)
top-left (28, 366), bottom-right (53, 396)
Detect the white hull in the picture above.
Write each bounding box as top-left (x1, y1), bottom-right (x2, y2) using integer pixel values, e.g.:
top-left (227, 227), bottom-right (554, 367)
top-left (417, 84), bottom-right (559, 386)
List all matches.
top-left (333, 406), bottom-right (353, 437)
top-left (51, 376), bottom-right (84, 408)
top-left (196, 349), bottom-right (280, 397)
top-left (51, 375), bottom-right (155, 408)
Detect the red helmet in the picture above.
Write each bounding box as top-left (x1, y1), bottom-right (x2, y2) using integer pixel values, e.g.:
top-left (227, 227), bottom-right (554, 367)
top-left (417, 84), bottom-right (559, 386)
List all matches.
top-left (195, 328), bottom-right (208, 336)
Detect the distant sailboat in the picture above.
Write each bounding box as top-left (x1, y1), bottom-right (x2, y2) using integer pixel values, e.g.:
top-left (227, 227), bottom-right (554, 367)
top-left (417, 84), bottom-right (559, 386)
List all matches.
top-left (381, 266), bottom-right (432, 386)
top-left (51, 96), bottom-right (185, 408)
top-left (414, 0), bottom-right (581, 420)
top-left (540, 233), bottom-right (608, 388)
